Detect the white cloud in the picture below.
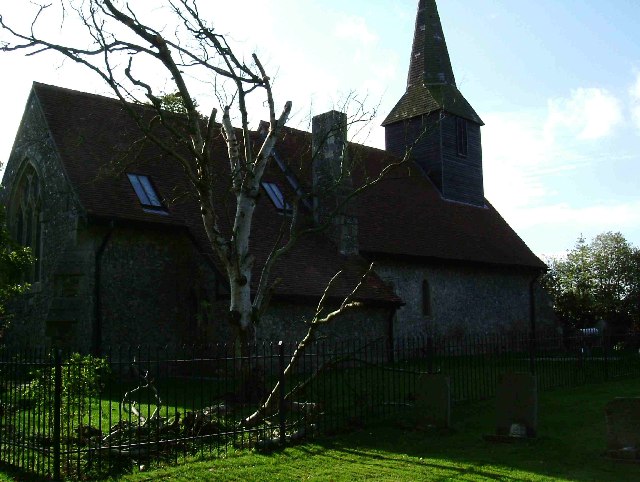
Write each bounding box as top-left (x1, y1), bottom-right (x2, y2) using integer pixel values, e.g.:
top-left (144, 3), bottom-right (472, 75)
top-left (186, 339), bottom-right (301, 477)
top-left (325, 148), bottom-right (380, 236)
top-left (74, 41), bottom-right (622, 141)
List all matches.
top-left (485, 85), bottom-right (629, 217)
top-left (511, 201), bottom-right (640, 231)
top-left (545, 88), bottom-right (622, 141)
top-left (482, 112), bottom-right (550, 211)
top-left (483, 80), bottom-right (640, 257)
top-left (629, 72), bottom-right (640, 132)
top-left (334, 16), bottom-right (378, 47)
top-left (512, 200), bottom-right (640, 259)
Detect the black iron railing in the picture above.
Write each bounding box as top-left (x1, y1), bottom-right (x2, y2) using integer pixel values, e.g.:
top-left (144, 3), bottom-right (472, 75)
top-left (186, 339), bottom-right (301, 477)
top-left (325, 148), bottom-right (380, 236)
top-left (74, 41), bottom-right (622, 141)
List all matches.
top-left (0, 329), bottom-right (638, 479)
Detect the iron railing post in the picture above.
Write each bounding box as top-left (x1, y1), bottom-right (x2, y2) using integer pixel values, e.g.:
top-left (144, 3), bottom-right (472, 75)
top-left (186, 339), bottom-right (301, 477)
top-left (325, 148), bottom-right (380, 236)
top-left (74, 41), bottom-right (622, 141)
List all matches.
top-left (53, 349), bottom-right (62, 481)
top-left (278, 341), bottom-right (286, 445)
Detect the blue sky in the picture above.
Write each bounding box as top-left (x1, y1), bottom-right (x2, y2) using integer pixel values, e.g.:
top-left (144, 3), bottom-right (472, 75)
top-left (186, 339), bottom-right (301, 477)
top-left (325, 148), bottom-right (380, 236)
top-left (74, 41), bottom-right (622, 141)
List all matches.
top-left (1, 0), bottom-right (639, 259)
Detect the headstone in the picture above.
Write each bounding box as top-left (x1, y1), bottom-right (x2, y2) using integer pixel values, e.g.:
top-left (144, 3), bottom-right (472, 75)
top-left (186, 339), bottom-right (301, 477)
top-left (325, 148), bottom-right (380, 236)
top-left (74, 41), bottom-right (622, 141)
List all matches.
top-left (604, 398), bottom-right (640, 461)
top-left (414, 374), bottom-right (450, 428)
top-left (495, 372), bottom-right (537, 438)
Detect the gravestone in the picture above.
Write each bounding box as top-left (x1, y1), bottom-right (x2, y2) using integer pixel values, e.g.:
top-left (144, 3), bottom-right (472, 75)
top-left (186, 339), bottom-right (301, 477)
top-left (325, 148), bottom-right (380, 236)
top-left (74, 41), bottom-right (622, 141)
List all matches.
top-left (494, 372), bottom-right (537, 438)
top-left (604, 398), bottom-right (640, 461)
top-left (414, 374), bottom-right (451, 428)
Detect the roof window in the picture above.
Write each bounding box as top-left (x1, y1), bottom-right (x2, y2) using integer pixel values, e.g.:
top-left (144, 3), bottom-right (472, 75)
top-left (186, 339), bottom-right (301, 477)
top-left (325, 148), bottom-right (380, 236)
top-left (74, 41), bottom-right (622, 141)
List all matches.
top-left (262, 182), bottom-right (292, 214)
top-left (127, 173), bottom-right (167, 213)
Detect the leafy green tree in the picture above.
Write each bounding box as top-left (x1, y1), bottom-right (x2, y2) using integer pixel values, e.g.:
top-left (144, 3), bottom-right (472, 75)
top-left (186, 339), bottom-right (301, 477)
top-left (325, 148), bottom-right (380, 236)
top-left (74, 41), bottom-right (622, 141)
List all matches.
top-left (159, 91), bottom-right (199, 115)
top-left (543, 232), bottom-right (640, 332)
top-left (0, 205), bottom-right (33, 323)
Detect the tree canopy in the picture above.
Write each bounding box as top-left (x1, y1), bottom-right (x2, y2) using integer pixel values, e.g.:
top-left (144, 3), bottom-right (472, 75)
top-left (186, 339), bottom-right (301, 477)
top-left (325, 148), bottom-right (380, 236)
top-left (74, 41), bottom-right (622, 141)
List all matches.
top-left (542, 232), bottom-right (640, 332)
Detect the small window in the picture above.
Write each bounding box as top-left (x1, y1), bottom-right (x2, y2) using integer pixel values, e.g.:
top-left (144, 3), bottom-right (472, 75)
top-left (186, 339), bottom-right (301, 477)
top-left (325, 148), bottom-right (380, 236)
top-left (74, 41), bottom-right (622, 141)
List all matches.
top-left (127, 174), bottom-right (166, 211)
top-left (456, 117), bottom-right (468, 157)
top-left (422, 279), bottom-right (432, 317)
top-left (262, 182), bottom-right (292, 214)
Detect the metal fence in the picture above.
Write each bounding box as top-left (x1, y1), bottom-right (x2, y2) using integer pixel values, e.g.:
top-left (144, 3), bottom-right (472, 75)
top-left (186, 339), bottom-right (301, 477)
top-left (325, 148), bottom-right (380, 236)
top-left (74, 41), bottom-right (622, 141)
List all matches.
top-left (0, 329), bottom-right (638, 479)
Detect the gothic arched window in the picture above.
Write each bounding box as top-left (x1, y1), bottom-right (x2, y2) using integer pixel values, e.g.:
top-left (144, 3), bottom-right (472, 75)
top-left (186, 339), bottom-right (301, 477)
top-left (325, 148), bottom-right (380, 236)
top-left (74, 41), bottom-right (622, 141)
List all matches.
top-left (11, 164), bottom-right (42, 282)
top-left (422, 279), bottom-right (432, 317)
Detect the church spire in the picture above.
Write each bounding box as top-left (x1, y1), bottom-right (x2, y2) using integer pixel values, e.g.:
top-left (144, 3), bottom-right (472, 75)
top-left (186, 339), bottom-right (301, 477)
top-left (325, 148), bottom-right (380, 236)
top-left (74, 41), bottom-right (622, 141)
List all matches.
top-left (382, 0), bottom-right (482, 127)
top-left (383, 0), bottom-right (485, 207)
top-left (407, 0), bottom-right (456, 88)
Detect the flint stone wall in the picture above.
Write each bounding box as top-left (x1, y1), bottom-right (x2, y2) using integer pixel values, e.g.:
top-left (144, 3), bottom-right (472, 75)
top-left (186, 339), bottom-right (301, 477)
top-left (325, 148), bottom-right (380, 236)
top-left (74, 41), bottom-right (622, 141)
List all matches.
top-left (374, 259), bottom-right (552, 338)
top-left (257, 303), bottom-right (390, 343)
top-left (1, 92), bottom-right (84, 348)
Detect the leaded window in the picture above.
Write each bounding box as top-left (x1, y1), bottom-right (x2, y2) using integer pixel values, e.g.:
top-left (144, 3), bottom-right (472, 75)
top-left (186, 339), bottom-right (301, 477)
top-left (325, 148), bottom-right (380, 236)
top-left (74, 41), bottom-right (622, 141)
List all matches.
top-left (12, 164), bottom-right (42, 281)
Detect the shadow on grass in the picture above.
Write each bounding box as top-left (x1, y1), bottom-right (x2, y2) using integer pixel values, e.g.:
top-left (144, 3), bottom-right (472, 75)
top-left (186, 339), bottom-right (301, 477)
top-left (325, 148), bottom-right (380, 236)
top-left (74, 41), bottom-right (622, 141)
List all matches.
top-left (303, 377), bottom-right (640, 481)
top-left (0, 462), bottom-right (47, 482)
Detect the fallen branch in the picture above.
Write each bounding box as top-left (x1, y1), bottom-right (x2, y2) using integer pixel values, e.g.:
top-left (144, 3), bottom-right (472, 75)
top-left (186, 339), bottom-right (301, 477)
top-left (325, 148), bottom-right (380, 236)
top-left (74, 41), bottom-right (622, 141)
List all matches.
top-left (242, 263), bottom-right (374, 428)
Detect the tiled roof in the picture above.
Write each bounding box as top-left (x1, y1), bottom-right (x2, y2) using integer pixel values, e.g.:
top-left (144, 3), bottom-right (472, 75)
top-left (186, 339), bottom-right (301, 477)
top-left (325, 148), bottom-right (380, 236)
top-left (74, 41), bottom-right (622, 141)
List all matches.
top-left (382, 84), bottom-right (483, 126)
top-left (31, 82), bottom-right (402, 306)
top-left (30, 82), bottom-right (544, 308)
top-left (274, 126), bottom-right (544, 270)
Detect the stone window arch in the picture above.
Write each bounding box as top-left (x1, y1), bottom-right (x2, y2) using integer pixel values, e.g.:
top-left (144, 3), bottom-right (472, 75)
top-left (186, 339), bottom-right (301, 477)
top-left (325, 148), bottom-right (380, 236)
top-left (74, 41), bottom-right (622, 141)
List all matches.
top-left (10, 163), bottom-right (43, 282)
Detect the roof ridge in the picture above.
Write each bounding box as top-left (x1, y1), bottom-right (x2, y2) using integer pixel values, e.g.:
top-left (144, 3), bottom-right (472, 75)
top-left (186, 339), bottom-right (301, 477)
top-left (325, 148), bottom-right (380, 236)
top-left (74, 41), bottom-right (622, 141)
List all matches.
top-left (32, 81), bottom-right (132, 105)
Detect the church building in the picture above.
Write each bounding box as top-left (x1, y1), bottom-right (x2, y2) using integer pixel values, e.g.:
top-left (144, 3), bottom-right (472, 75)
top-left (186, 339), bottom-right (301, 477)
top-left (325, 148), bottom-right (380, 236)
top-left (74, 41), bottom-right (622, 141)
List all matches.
top-left (1, 0), bottom-right (549, 351)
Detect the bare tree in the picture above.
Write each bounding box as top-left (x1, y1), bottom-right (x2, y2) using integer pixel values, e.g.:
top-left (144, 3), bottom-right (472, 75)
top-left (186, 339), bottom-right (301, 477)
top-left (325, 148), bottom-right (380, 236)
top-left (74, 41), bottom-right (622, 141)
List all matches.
top-left (2, 0), bottom-right (296, 344)
top-left (1, 0), bottom-right (419, 426)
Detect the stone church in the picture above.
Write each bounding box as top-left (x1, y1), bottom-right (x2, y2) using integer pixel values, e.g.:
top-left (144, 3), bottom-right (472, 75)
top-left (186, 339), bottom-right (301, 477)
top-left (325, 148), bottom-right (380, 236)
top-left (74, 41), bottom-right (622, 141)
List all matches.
top-left (1, 0), bottom-right (548, 351)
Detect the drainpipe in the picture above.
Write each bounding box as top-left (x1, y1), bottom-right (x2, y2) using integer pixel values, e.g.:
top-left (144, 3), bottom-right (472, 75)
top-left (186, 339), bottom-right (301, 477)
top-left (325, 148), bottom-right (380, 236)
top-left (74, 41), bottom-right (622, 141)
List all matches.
top-left (528, 270), bottom-right (543, 374)
top-left (93, 224), bottom-right (114, 356)
top-left (387, 307), bottom-right (396, 363)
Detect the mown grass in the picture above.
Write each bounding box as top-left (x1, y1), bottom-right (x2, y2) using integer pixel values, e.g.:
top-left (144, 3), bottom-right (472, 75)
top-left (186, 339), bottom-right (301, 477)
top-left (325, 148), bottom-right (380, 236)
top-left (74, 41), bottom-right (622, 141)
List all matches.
top-left (94, 377), bottom-right (640, 482)
top-left (1, 377), bottom-right (639, 480)
top-left (2, 347), bottom-right (639, 480)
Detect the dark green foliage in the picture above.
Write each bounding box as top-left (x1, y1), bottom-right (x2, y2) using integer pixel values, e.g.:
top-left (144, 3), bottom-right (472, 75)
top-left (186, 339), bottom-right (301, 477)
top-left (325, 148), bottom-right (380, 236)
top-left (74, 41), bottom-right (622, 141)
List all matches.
top-left (159, 91), bottom-right (199, 115)
top-left (25, 353), bottom-right (110, 427)
top-left (0, 205), bottom-right (33, 320)
top-left (543, 232), bottom-right (640, 331)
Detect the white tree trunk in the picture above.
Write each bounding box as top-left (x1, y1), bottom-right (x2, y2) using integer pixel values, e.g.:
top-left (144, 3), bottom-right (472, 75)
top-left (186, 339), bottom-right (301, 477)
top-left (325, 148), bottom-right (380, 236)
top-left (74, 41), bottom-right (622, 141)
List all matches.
top-left (228, 191), bottom-right (257, 337)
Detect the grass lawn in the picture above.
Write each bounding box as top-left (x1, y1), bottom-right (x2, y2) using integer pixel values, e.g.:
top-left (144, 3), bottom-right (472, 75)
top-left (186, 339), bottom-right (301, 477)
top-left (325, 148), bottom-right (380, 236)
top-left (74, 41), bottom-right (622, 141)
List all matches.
top-left (115, 377), bottom-right (640, 482)
top-left (2, 377), bottom-right (639, 481)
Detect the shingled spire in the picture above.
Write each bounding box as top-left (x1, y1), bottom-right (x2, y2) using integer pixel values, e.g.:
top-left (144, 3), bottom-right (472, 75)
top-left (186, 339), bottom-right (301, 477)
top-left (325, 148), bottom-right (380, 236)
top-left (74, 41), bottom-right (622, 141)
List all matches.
top-left (407, 0), bottom-right (456, 88)
top-left (383, 0), bottom-right (485, 207)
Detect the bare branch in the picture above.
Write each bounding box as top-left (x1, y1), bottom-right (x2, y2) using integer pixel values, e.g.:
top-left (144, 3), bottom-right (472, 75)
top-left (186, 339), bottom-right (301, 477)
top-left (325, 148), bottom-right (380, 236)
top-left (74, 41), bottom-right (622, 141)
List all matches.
top-left (242, 263), bottom-right (374, 428)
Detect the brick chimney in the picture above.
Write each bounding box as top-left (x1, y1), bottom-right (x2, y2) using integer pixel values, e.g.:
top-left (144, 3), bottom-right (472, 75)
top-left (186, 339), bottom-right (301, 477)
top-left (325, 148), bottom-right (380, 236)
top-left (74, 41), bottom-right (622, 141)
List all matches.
top-left (312, 110), bottom-right (358, 256)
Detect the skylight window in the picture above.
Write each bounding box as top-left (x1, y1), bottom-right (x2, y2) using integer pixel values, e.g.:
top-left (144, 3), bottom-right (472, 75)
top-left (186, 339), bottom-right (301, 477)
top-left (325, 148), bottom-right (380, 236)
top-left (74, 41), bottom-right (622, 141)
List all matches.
top-left (127, 173), bottom-right (166, 212)
top-left (272, 151), bottom-right (311, 210)
top-left (262, 182), bottom-right (292, 214)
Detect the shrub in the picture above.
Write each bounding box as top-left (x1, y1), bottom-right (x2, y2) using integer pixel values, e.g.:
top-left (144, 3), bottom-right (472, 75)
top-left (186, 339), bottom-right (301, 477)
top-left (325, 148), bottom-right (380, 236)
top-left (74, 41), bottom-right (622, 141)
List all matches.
top-left (25, 353), bottom-right (110, 429)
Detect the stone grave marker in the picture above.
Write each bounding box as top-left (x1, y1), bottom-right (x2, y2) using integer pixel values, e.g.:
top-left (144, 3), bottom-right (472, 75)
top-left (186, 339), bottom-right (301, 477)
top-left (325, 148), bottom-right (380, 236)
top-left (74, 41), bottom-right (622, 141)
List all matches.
top-left (485, 372), bottom-right (537, 442)
top-left (414, 374), bottom-right (451, 429)
top-left (604, 397), bottom-right (640, 461)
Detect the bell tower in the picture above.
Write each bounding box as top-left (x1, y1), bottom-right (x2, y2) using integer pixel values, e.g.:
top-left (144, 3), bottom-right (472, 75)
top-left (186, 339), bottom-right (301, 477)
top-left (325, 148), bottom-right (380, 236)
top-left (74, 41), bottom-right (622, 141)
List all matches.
top-left (383, 0), bottom-right (485, 207)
